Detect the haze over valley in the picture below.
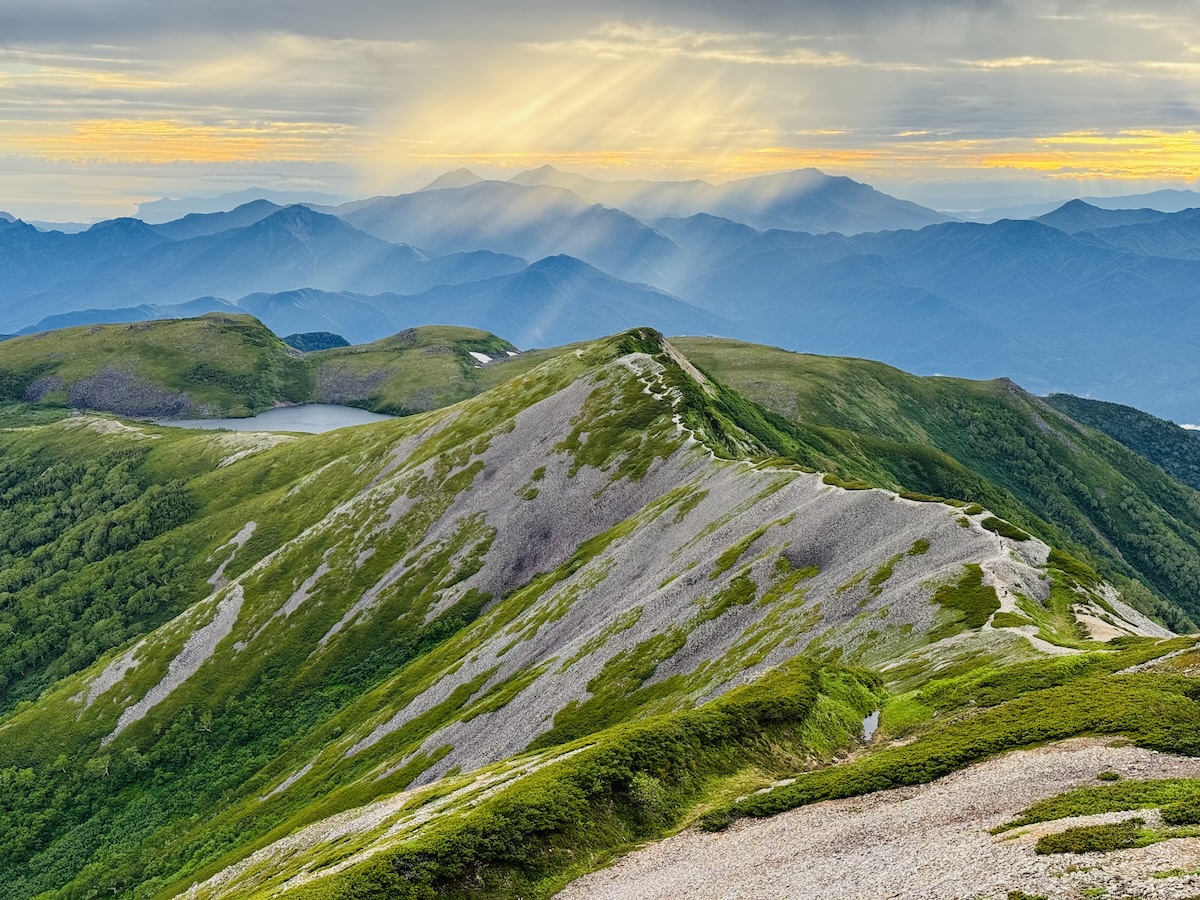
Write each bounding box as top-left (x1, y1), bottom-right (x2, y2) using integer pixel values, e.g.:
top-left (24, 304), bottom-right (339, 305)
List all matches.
top-left (5, 166), bottom-right (1200, 423)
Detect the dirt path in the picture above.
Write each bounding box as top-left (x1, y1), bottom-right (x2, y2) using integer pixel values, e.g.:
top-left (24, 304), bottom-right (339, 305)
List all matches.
top-left (556, 738), bottom-right (1200, 900)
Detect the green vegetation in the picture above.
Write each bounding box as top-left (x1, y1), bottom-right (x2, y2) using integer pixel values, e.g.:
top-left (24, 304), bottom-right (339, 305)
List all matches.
top-left (929, 564), bottom-right (1001, 637)
top-left (1046, 393), bottom-right (1200, 492)
top-left (0, 315), bottom-right (550, 419)
top-left (1, 323), bottom-right (1199, 899)
top-left (0, 314), bottom-right (313, 417)
top-left (0, 329), bottom-right (905, 900)
top-left (981, 516), bottom-right (1031, 541)
top-left (700, 641), bottom-right (1198, 831)
top-left (0, 429), bottom-right (201, 708)
top-left (288, 660), bottom-right (881, 900)
top-left (307, 326), bottom-right (551, 416)
top-left (999, 778), bottom-right (1200, 831)
top-left (1163, 794), bottom-right (1200, 825)
top-left (1035, 817), bottom-right (1147, 854)
top-left (672, 337), bottom-right (1200, 628)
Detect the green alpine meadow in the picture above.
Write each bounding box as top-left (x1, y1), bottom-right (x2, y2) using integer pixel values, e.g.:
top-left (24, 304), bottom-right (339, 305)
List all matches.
top-left (0, 315), bottom-right (1198, 898)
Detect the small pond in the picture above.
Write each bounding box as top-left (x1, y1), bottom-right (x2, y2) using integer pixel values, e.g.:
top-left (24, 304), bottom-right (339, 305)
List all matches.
top-left (862, 709), bottom-right (881, 742)
top-left (155, 404), bottom-right (395, 434)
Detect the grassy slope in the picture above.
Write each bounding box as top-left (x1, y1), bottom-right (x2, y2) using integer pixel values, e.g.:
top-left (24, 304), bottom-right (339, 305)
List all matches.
top-left (306, 325), bottom-right (557, 415)
top-left (0, 315), bottom-right (309, 416)
top-left (1045, 392), bottom-right (1200, 492)
top-left (0, 315), bottom-right (552, 419)
top-left (673, 337), bottom-right (1200, 628)
top-left (6, 317), bottom-right (1198, 632)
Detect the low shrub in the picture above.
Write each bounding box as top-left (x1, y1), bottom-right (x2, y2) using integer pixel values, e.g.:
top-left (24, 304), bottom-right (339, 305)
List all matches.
top-left (1035, 817), bottom-right (1144, 855)
top-left (992, 612), bottom-right (1031, 629)
top-left (930, 564), bottom-right (1001, 634)
top-left (999, 778), bottom-right (1200, 830)
top-left (981, 517), bottom-right (1031, 541)
top-left (293, 660), bottom-right (882, 900)
top-left (701, 665), bottom-right (1200, 832)
top-left (1162, 794), bottom-right (1200, 826)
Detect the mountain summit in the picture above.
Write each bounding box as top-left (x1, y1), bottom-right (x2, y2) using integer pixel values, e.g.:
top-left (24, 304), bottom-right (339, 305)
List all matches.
top-left (510, 165), bottom-right (952, 233)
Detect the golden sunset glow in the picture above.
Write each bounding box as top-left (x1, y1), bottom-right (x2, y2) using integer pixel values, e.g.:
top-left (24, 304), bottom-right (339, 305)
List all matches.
top-left (13, 119), bottom-right (359, 164)
top-left (2, 3), bottom-right (1200, 218)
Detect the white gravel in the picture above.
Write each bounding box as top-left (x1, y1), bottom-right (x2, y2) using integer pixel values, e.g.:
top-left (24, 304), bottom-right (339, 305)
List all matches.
top-left (556, 738), bottom-right (1200, 900)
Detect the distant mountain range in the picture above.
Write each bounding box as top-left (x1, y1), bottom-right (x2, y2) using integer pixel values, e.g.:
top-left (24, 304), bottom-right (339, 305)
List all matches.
top-left (21, 255), bottom-right (722, 347)
top-left (134, 187), bottom-right (351, 223)
top-left (4, 169), bottom-right (1200, 422)
top-left (510, 164), bottom-right (953, 233)
top-left (334, 179), bottom-right (685, 284)
top-left (955, 188), bottom-right (1200, 222)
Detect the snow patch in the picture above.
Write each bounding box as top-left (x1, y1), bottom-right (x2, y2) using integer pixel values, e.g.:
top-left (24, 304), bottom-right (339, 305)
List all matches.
top-left (469, 351), bottom-right (491, 364)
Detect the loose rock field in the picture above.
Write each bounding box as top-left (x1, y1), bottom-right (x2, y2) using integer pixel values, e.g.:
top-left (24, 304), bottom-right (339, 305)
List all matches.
top-left (557, 738), bottom-right (1200, 900)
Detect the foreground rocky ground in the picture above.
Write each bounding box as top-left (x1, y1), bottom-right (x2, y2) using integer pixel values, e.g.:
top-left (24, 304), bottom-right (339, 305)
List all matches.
top-left (557, 738), bottom-right (1200, 900)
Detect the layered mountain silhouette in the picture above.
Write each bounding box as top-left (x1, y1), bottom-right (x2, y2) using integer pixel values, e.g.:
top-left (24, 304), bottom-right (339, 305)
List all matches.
top-left (2, 205), bottom-right (525, 326)
top-left (335, 179), bottom-right (684, 284)
top-left (1033, 199), bottom-right (1170, 233)
top-left (4, 172), bottom-right (1200, 420)
top-left (511, 164), bottom-right (953, 233)
top-left (134, 186), bottom-right (351, 222)
top-left (25, 256), bottom-right (723, 347)
top-left (149, 199), bottom-right (283, 240)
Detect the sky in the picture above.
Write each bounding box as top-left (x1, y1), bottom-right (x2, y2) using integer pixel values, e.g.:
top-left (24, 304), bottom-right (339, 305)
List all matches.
top-left (2, 0), bottom-right (1200, 220)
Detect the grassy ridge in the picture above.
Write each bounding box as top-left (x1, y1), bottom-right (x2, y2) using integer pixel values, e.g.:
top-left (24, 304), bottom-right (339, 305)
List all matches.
top-left (287, 661), bottom-right (881, 900)
top-left (0, 315), bottom-right (309, 417)
top-left (1045, 392), bottom-right (1200, 492)
top-left (0, 315), bottom-right (548, 419)
top-left (6, 317), bottom-right (1199, 632)
top-left (672, 337), bottom-right (1200, 627)
top-left (700, 639), bottom-right (1198, 831)
top-left (0, 329), bottom-right (879, 900)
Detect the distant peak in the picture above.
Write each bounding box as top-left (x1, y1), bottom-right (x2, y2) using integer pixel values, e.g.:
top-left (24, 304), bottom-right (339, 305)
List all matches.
top-left (510, 164), bottom-right (566, 184)
top-left (85, 217), bottom-right (156, 233)
top-left (268, 204), bottom-right (323, 221)
top-left (234, 198), bottom-right (283, 212)
top-left (418, 168), bottom-right (485, 192)
top-left (529, 253), bottom-right (591, 272)
top-left (257, 204), bottom-right (340, 236)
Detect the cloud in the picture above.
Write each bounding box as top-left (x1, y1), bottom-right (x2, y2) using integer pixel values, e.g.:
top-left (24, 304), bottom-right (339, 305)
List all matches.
top-left (3, 0), bottom-right (1200, 218)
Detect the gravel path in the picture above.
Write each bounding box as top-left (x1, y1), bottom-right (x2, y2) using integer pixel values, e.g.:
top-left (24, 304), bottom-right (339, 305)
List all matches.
top-left (556, 738), bottom-right (1200, 900)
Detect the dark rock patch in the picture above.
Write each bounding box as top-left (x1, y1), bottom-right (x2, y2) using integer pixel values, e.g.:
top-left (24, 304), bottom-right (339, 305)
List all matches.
top-left (67, 367), bottom-right (197, 418)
